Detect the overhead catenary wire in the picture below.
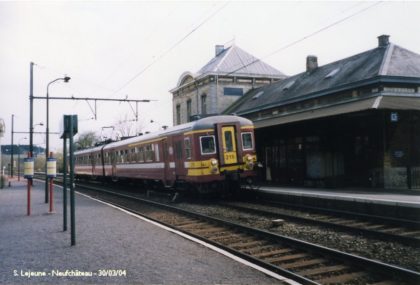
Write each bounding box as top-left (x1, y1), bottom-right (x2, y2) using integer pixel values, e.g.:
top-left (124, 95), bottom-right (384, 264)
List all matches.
top-left (222, 1), bottom-right (383, 77)
top-left (110, 1), bottom-right (230, 97)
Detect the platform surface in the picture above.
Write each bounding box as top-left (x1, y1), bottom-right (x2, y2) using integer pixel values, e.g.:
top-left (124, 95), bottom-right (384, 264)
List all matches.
top-left (256, 185), bottom-right (420, 208)
top-left (0, 179), bottom-right (284, 284)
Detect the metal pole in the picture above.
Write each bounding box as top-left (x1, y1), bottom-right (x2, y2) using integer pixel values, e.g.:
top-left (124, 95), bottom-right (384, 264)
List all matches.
top-left (11, 114), bottom-right (14, 178)
top-left (27, 179), bottom-right (31, 215)
top-left (27, 153), bottom-right (32, 216)
top-left (29, 62), bottom-right (34, 157)
top-left (45, 86), bottom-right (49, 203)
top-left (18, 145), bottom-right (20, 181)
top-left (69, 117), bottom-right (76, 246)
top-left (63, 136), bottom-right (67, 231)
top-left (48, 152), bottom-right (54, 213)
top-left (49, 176), bottom-right (54, 212)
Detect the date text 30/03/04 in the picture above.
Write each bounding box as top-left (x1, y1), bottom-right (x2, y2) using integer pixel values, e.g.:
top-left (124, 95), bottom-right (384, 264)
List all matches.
top-left (14, 269), bottom-right (127, 278)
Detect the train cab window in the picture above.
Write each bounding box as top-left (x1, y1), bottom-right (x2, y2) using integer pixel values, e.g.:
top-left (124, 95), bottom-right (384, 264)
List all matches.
top-left (242, 132), bottom-right (253, 150)
top-left (184, 138), bottom-right (191, 159)
top-left (224, 131), bottom-right (234, 152)
top-left (200, 136), bottom-right (216, 155)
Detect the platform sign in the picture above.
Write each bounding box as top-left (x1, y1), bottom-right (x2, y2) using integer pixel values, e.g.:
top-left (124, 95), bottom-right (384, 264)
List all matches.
top-left (24, 158), bottom-right (34, 179)
top-left (47, 157), bottom-right (57, 178)
top-left (60, 115), bottom-right (78, 138)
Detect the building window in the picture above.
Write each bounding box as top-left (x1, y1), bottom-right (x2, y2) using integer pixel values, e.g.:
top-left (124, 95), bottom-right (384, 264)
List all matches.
top-left (187, 100), bottom-right (192, 122)
top-left (224, 87), bottom-right (243, 96)
top-left (176, 104), bottom-right (181, 125)
top-left (201, 94), bottom-right (207, 115)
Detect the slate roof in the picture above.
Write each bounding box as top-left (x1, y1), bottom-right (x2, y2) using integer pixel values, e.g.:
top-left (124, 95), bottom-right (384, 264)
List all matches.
top-left (197, 45), bottom-right (285, 78)
top-left (224, 40), bottom-right (420, 115)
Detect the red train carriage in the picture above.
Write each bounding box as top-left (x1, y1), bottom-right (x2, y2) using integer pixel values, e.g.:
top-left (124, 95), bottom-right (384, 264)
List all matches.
top-left (74, 115), bottom-right (257, 192)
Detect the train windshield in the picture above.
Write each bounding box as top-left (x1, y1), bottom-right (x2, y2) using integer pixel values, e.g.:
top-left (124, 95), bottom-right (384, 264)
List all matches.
top-left (200, 136), bottom-right (216, 154)
top-left (242, 132), bottom-right (253, 150)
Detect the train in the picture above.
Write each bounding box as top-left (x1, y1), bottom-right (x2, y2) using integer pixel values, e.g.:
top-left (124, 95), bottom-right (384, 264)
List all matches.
top-left (74, 115), bottom-right (257, 193)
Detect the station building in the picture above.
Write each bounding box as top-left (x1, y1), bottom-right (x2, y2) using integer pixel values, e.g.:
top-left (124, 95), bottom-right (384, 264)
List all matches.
top-left (170, 45), bottom-right (286, 125)
top-left (224, 35), bottom-right (420, 190)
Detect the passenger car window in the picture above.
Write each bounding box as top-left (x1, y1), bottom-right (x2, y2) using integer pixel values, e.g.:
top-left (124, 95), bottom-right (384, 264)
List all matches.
top-left (242, 132), bottom-right (253, 150)
top-left (184, 138), bottom-right (191, 159)
top-left (200, 136), bottom-right (216, 154)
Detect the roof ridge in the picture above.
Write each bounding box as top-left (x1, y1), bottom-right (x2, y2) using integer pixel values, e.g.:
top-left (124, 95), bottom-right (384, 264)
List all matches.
top-left (378, 43), bottom-right (394, 76)
top-left (214, 45), bottom-right (234, 72)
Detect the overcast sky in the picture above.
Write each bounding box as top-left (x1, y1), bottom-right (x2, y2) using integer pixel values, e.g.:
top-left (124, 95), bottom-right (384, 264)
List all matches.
top-left (1, 1), bottom-right (420, 151)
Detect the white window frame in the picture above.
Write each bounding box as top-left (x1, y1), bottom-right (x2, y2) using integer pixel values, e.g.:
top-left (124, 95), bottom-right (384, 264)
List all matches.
top-left (200, 135), bottom-right (217, 155)
top-left (241, 132), bottom-right (254, 150)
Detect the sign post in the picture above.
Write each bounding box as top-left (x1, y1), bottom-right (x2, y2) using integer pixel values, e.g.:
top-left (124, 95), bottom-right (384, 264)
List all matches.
top-left (47, 153), bottom-right (57, 213)
top-left (62, 136), bottom-right (67, 231)
top-left (61, 115), bottom-right (78, 246)
top-left (24, 155), bottom-right (34, 215)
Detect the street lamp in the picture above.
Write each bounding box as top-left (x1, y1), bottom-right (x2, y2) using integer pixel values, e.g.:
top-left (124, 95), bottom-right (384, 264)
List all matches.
top-left (18, 137), bottom-right (27, 181)
top-left (45, 76), bottom-right (70, 203)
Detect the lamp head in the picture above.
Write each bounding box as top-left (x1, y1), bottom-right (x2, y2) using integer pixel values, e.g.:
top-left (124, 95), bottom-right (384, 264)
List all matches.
top-left (64, 76), bottom-right (71, 83)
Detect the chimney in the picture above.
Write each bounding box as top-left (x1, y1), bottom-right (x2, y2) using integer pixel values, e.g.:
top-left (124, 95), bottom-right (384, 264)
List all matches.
top-left (215, 45), bottom-right (224, 56)
top-left (306, 55), bottom-right (318, 72)
top-left (378, 35), bottom-right (390, 47)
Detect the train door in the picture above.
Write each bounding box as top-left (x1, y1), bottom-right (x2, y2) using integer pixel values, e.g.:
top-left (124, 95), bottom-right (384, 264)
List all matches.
top-left (162, 139), bottom-right (170, 185)
top-left (173, 135), bottom-right (186, 179)
top-left (111, 150), bottom-right (117, 181)
top-left (221, 125), bottom-right (238, 165)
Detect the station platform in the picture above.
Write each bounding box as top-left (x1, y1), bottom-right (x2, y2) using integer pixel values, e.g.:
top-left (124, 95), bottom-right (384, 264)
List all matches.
top-left (0, 179), bottom-right (288, 284)
top-left (253, 185), bottom-right (420, 220)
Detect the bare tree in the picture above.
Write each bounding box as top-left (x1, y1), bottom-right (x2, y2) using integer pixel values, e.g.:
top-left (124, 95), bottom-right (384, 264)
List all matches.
top-left (75, 131), bottom-right (100, 149)
top-left (114, 115), bottom-right (145, 139)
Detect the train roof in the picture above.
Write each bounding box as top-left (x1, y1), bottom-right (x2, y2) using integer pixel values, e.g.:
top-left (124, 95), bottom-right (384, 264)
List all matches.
top-left (75, 115), bottom-right (253, 154)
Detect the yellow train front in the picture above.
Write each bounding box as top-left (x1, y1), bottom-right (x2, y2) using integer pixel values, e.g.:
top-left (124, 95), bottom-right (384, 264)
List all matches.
top-left (178, 115), bottom-right (257, 193)
top-left (74, 115), bottom-right (257, 194)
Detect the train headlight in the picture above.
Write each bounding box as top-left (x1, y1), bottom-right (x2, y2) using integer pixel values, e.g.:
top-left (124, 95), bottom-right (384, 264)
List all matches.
top-left (245, 155), bottom-right (254, 170)
top-left (210, 159), bottom-right (218, 173)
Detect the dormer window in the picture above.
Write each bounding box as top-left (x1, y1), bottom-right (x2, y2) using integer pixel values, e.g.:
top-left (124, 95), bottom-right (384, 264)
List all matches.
top-left (325, 68), bottom-right (340, 79)
top-left (283, 80), bottom-right (295, 90)
top-left (252, 91), bottom-right (264, 100)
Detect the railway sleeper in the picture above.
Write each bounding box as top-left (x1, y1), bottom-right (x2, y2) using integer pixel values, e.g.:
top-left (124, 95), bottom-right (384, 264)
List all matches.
top-left (204, 231), bottom-right (238, 240)
top-left (242, 244), bottom-right (279, 255)
top-left (253, 248), bottom-right (293, 258)
top-left (191, 226), bottom-right (227, 235)
top-left (177, 221), bottom-right (210, 229)
top-left (298, 264), bottom-right (349, 277)
top-left (280, 258), bottom-right (327, 270)
top-left (315, 271), bottom-right (368, 284)
top-left (364, 224), bottom-right (387, 230)
top-left (398, 229), bottom-right (420, 236)
top-left (346, 221), bottom-right (373, 227)
top-left (367, 281), bottom-right (402, 285)
top-left (210, 233), bottom-right (248, 243)
top-left (229, 240), bottom-right (262, 250)
top-left (172, 219), bottom-right (201, 227)
top-left (379, 227), bottom-right (406, 233)
top-left (266, 253), bottom-right (308, 264)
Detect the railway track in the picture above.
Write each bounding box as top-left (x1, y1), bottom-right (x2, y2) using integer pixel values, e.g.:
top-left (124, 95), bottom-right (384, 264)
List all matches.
top-left (76, 184), bottom-right (420, 285)
top-left (218, 201), bottom-right (420, 247)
